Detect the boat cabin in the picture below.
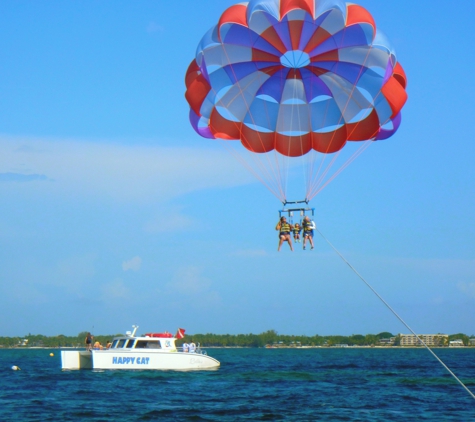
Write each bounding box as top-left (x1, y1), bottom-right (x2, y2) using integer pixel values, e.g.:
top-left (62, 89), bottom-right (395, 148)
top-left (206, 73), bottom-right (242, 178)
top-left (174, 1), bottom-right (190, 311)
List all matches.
top-left (109, 330), bottom-right (177, 352)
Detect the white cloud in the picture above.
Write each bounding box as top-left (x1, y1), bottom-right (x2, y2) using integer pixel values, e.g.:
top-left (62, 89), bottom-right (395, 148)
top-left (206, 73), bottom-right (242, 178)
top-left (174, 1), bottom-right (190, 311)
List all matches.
top-left (8, 283), bottom-right (50, 305)
top-left (56, 255), bottom-right (97, 280)
top-left (0, 135), bottom-right (254, 203)
top-left (101, 279), bottom-right (129, 299)
top-left (146, 22), bottom-right (164, 33)
top-left (457, 282), bottom-right (475, 299)
top-left (122, 256), bottom-right (142, 272)
top-left (430, 296), bottom-right (446, 305)
top-left (164, 266), bottom-right (222, 308)
top-left (144, 210), bottom-right (193, 234)
top-left (167, 266), bottom-right (212, 295)
top-left (0, 172), bottom-right (48, 182)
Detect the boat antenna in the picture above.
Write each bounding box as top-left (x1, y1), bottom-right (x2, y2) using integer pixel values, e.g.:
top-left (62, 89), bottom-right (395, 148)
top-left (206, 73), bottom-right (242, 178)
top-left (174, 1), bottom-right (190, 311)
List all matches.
top-left (316, 226), bottom-right (475, 402)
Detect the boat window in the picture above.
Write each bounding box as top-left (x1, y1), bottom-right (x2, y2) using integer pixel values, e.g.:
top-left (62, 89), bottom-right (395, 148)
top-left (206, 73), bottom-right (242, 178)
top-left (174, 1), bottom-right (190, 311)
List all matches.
top-left (111, 340), bottom-right (118, 349)
top-left (117, 339), bottom-right (126, 348)
top-left (134, 340), bottom-right (161, 349)
top-left (146, 342), bottom-right (161, 349)
top-left (125, 339), bottom-right (135, 348)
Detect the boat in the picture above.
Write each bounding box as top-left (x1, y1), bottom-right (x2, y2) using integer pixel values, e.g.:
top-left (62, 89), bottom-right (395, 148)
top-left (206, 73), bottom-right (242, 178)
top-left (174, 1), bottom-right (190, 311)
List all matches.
top-left (61, 325), bottom-right (220, 370)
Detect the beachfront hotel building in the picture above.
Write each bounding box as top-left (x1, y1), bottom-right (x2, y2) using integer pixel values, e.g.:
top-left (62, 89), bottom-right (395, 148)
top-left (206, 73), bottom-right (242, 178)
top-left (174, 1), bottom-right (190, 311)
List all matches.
top-left (398, 334), bottom-right (448, 347)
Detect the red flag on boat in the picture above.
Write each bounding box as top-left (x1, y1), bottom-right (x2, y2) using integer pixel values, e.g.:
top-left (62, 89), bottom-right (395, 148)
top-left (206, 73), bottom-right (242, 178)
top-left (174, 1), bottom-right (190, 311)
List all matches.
top-left (175, 328), bottom-right (185, 339)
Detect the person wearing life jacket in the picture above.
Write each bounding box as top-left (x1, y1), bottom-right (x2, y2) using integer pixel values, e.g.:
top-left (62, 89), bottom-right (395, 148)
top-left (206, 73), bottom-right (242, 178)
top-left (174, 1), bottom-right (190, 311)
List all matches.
top-left (292, 223), bottom-right (301, 243)
top-left (302, 216), bottom-right (315, 250)
top-left (276, 216), bottom-right (293, 251)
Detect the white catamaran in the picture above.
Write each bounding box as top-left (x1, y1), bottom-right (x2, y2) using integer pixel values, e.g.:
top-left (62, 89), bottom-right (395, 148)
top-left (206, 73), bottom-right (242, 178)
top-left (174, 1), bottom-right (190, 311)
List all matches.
top-left (61, 325), bottom-right (220, 370)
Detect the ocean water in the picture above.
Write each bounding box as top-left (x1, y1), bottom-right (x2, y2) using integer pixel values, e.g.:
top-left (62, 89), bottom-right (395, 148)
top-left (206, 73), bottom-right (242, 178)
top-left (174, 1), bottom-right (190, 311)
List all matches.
top-left (1, 348), bottom-right (474, 421)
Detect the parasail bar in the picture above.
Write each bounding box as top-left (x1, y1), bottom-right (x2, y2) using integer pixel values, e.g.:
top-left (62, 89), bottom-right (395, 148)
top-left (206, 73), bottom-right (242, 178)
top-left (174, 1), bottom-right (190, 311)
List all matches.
top-left (279, 207), bottom-right (315, 218)
top-left (282, 199), bottom-right (309, 206)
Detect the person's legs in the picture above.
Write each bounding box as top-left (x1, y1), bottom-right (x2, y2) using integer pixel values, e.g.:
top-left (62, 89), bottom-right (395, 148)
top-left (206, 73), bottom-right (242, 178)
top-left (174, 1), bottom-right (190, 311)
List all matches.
top-left (287, 235), bottom-right (293, 251)
top-left (278, 235), bottom-right (284, 251)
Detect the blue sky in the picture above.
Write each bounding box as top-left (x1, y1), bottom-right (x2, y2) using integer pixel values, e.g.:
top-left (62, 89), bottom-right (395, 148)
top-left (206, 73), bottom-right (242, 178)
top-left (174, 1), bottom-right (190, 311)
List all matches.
top-left (1, 1), bottom-right (474, 337)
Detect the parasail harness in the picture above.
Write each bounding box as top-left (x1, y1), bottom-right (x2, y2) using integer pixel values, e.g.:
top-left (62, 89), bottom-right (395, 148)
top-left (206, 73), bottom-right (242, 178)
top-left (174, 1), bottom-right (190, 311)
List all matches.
top-left (279, 199), bottom-right (314, 226)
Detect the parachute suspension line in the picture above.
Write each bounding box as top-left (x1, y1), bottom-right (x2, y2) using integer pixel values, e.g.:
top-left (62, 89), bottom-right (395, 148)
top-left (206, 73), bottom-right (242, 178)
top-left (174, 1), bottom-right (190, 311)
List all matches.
top-left (286, 70), bottom-right (308, 202)
top-left (259, 62), bottom-right (287, 201)
top-left (294, 72), bottom-right (313, 202)
top-left (188, 2), bottom-right (408, 208)
top-left (310, 140), bottom-right (372, 199)
top-left (316, 227), bottom-right (475, 402)
top-left (304, 62), bottom-right (336, 202)
top-left (215, 33), bottom-right (380, 203)
top-left (306, 138), bottom-right (373, 201)
top-left (238, 28), bottom-right (295, 202)
top-left (218, 140), bottom-right (285, 202)
top-left (276, 67), bottom-right (289, 200)
top-left (307, 146), bottom-right (343, 199)
top-left (304, 71), bottom-right (334, 201)
top-left (215, 43), bottom-right (286, 202)
top-left (320, 42), bottom-right (401, 195)
top-left (304, 27), bottom-right (357, 199)
top-left (211, 104), bottom-right (286, 202)
top-left (306, 42), bottom-right (380, 201)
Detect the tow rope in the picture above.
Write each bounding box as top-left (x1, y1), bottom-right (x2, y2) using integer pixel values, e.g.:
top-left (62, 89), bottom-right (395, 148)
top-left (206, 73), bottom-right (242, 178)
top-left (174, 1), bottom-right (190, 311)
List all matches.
top-left (316, 227), bottom-right (475, 401)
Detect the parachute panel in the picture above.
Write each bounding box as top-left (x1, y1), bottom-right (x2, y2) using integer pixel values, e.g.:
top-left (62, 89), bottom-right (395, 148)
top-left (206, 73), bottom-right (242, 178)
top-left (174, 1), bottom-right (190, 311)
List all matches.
top-left (185, 0), bottom-right (408, 202)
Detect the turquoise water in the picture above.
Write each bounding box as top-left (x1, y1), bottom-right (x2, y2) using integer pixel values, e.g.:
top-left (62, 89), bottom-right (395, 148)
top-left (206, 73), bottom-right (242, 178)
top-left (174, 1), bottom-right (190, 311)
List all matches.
top-left (1, 348), bottom-right (474, 421)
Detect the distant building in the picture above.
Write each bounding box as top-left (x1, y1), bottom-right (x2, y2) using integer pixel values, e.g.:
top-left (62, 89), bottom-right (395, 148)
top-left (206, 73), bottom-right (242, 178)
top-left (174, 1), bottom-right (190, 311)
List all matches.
top-left (399, 334), bottom-right (448, 347)
top-left (379, 337), bottom-right (396, 346)
top-left (469, 339), bottom-right (475, 347)
top-left (449, 339), bottom-right (464, 347)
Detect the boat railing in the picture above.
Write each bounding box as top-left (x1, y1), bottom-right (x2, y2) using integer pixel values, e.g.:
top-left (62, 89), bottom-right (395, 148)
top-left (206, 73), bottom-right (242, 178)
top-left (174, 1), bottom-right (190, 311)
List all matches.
top-left (180, 342), bottom-right (207, 355)
top-left (196, 343), bottom-right (208, 355)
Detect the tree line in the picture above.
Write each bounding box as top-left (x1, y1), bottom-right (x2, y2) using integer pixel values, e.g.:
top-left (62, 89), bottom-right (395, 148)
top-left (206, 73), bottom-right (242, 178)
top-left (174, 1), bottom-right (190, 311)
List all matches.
top-left (0, 330), bottom-right (473, 348)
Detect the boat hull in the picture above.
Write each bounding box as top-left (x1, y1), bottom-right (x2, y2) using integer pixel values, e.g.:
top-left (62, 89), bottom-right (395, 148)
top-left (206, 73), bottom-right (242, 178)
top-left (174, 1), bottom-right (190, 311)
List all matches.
top-left (62, 350), bottom-right (220, 370)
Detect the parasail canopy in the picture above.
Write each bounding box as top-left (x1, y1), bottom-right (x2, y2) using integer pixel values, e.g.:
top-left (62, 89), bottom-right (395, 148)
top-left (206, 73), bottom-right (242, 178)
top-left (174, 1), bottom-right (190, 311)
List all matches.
top-left (185, 0), bottom-right (407, 203)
